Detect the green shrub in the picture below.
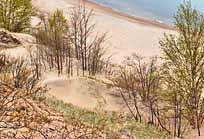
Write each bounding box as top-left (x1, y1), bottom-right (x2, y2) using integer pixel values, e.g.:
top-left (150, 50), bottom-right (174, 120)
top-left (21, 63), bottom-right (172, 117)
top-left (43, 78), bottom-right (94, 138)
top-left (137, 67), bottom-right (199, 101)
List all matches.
top-left (0, 0), bottom-right (32, 32)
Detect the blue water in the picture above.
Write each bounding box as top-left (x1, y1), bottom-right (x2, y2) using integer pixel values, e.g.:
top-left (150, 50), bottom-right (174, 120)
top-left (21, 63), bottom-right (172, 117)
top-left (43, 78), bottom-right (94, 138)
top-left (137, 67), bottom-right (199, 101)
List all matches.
top-left (91, 0), bottom-right (204, 25)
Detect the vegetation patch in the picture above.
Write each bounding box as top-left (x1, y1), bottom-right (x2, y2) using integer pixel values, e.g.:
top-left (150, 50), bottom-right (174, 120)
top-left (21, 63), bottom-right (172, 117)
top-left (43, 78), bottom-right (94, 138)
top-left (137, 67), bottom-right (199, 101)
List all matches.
top-left (46, 96), bottom-right (171, 139)
top-left (0, 0), bottom-right (33, 32)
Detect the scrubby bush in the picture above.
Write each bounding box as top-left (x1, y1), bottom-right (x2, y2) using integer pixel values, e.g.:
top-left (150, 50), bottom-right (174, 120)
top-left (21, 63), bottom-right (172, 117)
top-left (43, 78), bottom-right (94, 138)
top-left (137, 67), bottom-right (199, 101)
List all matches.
top-left (0, 55), bottom-right (113, 138)
top-left (0, 0), bottom-right (32, 32)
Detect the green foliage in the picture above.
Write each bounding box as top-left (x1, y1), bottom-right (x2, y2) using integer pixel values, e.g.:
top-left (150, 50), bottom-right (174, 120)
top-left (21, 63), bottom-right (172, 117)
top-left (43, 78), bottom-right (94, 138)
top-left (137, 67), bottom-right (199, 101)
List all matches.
top-left (48, 10), bottom-right (68, 35)
top-left (160, 1), bottom-right (204, 136)
top-left (0, 0), bottom-right (32, 32)
top-left (37, 9), bottom-right (68, 46)
top-left (35, 9), bottom-right (71, 75)
top-left (46, 96), bottom-right (171, 139)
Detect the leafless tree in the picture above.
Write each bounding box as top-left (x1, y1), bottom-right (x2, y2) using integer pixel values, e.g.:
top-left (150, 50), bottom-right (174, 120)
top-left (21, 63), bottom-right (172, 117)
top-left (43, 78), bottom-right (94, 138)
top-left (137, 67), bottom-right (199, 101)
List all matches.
top-left (112, 54), bottom-right (171, 134)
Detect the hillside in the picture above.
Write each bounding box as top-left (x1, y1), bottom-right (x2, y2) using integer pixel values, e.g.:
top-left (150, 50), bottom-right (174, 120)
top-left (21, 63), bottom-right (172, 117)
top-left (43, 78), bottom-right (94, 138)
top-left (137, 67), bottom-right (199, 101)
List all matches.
top-left (1, 0), bottom-right (204, 138)
top-left (0, 29), bottom-right (171, 138)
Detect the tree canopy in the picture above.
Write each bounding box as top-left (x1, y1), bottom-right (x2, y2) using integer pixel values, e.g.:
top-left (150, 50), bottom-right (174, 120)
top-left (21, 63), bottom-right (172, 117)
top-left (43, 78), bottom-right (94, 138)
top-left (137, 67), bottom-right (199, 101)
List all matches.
top-left (160, 2), bottom-right (204, 136)
top-left (0, 0), bottom-right (32, 32)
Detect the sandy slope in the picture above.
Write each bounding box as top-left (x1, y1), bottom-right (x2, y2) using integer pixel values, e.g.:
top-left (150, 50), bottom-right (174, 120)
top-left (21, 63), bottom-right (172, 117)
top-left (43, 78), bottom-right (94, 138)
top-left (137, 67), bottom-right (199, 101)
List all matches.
top-left (30, 0), bottom-right (177, 111)
top-left (0, 0), bottom-right (176, 114)
top-left (32, 0), bottom-right (175, 63)
top-left (31, 0), bottom-right (176, 112)
top-left (1, 0), bottom-right (201, 138)
top-left (42, 72), bottom-right (125, 112)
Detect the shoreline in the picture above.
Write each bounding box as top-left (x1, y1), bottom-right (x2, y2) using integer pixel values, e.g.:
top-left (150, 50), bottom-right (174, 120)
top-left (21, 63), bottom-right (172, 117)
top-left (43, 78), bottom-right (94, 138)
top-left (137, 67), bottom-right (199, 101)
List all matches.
top-left (81, 0), bottom-right (177, 31)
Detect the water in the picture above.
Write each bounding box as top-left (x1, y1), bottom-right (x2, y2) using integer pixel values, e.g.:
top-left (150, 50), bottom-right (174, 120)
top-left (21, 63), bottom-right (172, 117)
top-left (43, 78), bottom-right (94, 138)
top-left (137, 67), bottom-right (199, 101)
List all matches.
top-left (90, 0), bottom-right (204, 25)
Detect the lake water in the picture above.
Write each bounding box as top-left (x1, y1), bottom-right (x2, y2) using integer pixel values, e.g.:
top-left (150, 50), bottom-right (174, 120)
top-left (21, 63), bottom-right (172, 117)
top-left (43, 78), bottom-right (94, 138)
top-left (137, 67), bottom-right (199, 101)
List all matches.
top-left (90, 0), bottom-right (204, 25)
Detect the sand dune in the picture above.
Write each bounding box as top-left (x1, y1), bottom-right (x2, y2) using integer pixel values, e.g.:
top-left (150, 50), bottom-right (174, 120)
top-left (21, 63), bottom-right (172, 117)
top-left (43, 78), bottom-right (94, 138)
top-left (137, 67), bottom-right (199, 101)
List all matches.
top-left (31, 0), bottom-right (177, 113)
top-left (31, 0), bottom-right (177, 111)
top-left (32, 0), bottom-right (176, 63)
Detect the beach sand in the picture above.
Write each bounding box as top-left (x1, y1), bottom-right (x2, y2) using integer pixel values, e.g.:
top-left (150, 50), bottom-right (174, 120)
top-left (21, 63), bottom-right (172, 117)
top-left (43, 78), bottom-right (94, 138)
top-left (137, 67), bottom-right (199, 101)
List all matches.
top-left (32, 0), bottom-right (176, 63)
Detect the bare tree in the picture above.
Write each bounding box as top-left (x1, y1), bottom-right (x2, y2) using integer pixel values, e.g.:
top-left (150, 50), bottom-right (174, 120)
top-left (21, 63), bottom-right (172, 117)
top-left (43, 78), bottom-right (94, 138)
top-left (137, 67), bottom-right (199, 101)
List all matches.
top-left (70, 2), bottom-right (95, 72)
top-left (70, 3), bottom-right (109, 76)
top-left (113, 65), bottom-right (142, 122)
top-left (112, 54), bottom-right (171, 134)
